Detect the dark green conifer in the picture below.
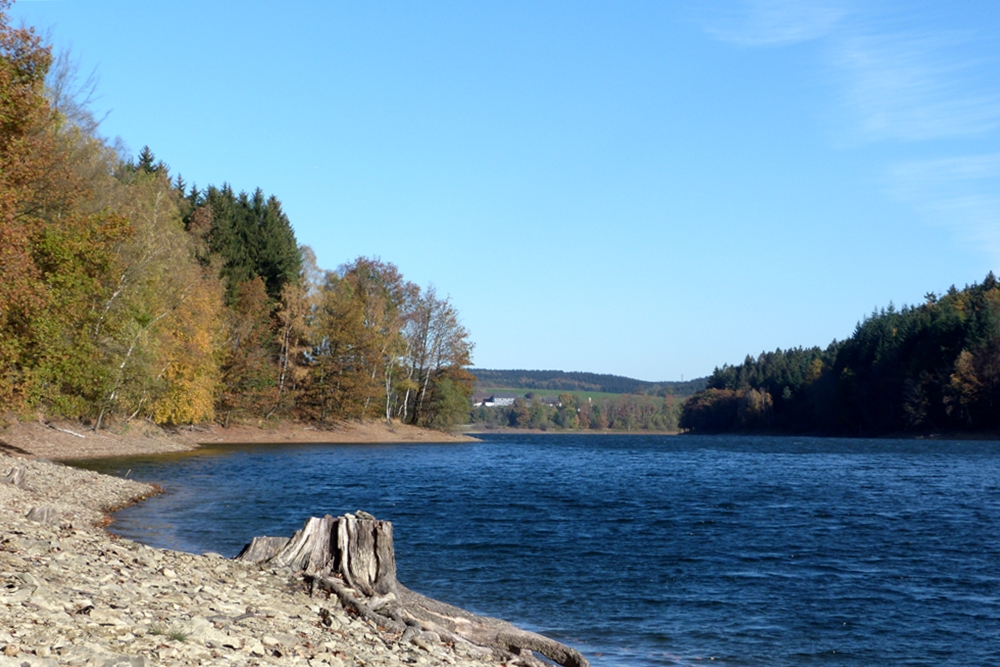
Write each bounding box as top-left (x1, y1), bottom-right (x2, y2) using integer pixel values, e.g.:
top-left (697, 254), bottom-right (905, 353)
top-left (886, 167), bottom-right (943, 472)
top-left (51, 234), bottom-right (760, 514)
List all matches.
top-left (136, 145), bottom-right (162, 174)
top-left (201, 184), bottom-right (302, 303)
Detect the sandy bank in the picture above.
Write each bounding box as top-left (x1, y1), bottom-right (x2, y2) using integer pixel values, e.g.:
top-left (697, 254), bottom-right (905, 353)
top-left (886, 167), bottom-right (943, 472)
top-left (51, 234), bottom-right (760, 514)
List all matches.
top-left (0, 420), bottom-right (476, 461)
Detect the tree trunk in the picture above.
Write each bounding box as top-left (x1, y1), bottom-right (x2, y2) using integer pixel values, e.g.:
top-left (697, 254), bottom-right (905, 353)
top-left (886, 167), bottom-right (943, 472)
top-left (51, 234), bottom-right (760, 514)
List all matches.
top-left (236, 512), bottom-right (589, 667)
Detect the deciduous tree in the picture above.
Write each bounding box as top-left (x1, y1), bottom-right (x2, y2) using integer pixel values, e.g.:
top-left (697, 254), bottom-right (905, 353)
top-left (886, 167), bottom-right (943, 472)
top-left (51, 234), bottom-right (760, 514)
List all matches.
top-left (403, 286), bottom-right (473, 427)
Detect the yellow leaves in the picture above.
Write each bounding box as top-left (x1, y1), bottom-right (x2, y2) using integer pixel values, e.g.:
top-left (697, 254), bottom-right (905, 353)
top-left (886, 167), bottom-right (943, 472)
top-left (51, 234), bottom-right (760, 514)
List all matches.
top-left (147, 269), bottom-right (223, 425)
top-left (310, 273), bottom-right (380, 420)
top-left (806, 357), bottom-right (825, 384)
top-left (948, 350), bottom-right (982, 405)
top-left (736, 388), bottom-right (773, 428)
top-left (93, 172), bottom-right (226, 426)
top-left (151, 358), bottom-right (216, 425)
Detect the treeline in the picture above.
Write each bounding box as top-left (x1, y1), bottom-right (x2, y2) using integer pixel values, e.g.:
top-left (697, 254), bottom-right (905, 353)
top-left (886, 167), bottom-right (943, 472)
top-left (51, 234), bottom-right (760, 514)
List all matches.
top-left (0, 7), bottom-right (472, 431)
top-left (471, 393), bottom-right (680, 432)
top-left (471, 369), bottom-right (706, 397)
top-left (680, 274), bottom-right (1000, 435)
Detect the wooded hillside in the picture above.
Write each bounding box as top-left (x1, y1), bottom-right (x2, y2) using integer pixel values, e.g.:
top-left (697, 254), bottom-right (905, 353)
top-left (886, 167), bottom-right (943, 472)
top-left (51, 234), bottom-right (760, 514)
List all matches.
top-left (0, 3), bottom-right (473, 432)
top-left (470, 369), bottom-right (706, 397)
top-left (467, 370), bottom-right (700, 432)
top-left (681, 274), bottom-right (1000, 435)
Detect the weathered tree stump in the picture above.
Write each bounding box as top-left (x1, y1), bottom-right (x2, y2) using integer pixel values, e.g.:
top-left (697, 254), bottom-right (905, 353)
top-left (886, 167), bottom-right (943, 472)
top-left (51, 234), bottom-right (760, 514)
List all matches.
top-left (236, 512), bottom-right (589, 667)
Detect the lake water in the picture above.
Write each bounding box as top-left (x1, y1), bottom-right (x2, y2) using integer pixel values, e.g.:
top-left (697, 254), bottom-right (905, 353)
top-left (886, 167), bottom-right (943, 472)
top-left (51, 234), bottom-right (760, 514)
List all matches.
top-left (74, 433), bottom-right (1000, 667)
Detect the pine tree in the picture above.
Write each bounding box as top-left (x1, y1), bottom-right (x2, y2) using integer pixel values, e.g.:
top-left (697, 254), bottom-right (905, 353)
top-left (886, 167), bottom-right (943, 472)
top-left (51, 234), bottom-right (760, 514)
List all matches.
top-left (200, 185), bottom-right (302, 303)
top-left (136, 145), bottom-right (158, 174)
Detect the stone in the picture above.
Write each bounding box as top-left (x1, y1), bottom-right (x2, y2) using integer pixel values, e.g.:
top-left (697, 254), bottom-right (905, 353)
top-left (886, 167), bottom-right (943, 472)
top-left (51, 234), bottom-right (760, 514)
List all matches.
top-left (24, 506), bottom-right (73, 528)
top-left (0, 455), bottom-right (508, 667)
top-left (247, 638), bottom-right (266, 656)
top-left (99, 656), bottom-right (145, 667)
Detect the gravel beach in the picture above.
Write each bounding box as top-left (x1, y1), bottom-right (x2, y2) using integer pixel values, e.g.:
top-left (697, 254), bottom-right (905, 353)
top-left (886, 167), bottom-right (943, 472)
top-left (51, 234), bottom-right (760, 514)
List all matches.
top-left (0, 433), bottom-right (509, 667)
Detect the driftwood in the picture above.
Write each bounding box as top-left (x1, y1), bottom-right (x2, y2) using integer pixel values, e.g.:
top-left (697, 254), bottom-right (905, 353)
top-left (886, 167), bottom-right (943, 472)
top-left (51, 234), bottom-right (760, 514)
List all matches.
top-left (44, 422), bottom-right (86, 438)
top-left (236, 512), bottom-right (589, 667)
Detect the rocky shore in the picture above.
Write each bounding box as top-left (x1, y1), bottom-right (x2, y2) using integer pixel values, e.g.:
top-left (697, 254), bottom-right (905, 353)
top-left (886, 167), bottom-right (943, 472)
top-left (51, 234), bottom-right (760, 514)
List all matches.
top-left (0, 454), bottom-right (505, 667)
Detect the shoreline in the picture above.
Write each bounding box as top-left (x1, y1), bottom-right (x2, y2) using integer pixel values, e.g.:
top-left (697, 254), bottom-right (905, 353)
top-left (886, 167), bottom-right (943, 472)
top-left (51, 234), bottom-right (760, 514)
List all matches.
top-left (463, 426), bottom-right (1000, 440)
top-left (0, 445), bottom-right (504, 667)
top-left (0, 419), bottom-right (477, 461)
top-left (462, 427), bottom-right (681, 436)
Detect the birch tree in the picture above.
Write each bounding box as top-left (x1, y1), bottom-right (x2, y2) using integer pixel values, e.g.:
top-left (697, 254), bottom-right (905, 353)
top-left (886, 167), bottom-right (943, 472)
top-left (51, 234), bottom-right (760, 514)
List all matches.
top-left (403, 286), bottom-right (473, 427)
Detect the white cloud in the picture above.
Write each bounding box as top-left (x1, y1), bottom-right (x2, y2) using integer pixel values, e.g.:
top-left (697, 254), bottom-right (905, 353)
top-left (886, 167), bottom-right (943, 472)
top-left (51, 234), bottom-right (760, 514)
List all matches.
top-left (831, 22), bottom-right (1000, 260)
top-left (703, 0), bottom-right (847, 47)
top-left (702, 4), bottom-right (1000, 141)
top-left (700, 3), bottom-right (1000, 261)
top-left (835, 31), bottom-right (1000, 142)
top-left (888, 154), bottom-right (1000, 188)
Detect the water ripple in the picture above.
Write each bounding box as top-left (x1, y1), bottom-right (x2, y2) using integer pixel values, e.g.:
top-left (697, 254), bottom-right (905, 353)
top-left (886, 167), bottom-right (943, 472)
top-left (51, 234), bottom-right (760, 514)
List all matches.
top-left (76, 434), bottom-right (1000, 667)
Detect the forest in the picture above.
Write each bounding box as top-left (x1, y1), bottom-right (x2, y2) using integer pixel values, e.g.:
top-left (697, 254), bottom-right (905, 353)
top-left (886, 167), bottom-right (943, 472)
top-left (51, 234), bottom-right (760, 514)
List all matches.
top-left (680, 274), bottom-right (1000, 435)
top-left (470, 368), bottom-right (706, 397)
top-left (466, 369), bottom-right (692, 432)
top-left (0, 5), bottom-right (473, 431)
top-left (470, 392), bottom-right (681, 432)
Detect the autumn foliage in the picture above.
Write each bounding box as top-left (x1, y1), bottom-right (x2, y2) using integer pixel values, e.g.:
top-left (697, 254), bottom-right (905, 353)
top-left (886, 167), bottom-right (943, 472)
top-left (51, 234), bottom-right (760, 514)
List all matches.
top-left (0, 4), bottom-right (473, 432)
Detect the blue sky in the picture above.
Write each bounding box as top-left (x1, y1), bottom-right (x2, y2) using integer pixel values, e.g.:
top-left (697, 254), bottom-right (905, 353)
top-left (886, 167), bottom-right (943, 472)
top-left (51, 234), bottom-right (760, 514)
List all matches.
top-left (13, 0), bottom-right (1000, 381)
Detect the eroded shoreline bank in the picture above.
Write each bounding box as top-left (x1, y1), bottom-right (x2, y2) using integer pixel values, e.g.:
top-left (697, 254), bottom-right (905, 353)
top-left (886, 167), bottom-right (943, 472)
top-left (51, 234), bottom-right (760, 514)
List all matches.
top-left (0, 419), bottom-right (476, 462)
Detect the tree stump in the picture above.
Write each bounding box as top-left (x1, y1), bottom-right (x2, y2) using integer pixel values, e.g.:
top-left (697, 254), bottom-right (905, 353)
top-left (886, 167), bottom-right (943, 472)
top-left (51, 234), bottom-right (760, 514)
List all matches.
top-left (236, 512), bottom-right (589, 667)
top-left (237, 513), bottom-right (397, 594)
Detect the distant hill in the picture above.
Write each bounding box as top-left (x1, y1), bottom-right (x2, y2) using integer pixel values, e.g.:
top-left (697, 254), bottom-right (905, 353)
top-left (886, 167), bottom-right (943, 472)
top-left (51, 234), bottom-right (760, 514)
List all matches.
top-left (469, 369), bottom-right (707, 398)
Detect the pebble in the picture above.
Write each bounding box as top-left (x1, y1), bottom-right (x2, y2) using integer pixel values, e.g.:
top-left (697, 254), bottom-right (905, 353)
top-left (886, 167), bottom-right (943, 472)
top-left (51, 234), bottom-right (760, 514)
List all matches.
top-left (0, 456), bottom-right (508, 667)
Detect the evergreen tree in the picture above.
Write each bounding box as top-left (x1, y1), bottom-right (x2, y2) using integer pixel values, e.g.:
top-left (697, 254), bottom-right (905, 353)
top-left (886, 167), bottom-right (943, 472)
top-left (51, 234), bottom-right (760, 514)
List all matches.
top-left (684, 274), bottom-right (1000, 435)
top-left (135, 145), bottom-right (166, 175)
top-left (201, 184), bottom-right (302, 303)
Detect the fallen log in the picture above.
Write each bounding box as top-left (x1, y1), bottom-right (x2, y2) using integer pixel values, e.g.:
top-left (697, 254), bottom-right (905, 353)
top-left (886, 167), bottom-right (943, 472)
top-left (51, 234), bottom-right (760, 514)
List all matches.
top-left (236, 512), bottom-right (589, 667)
top-left (44, 422), bottom-right (86, 438)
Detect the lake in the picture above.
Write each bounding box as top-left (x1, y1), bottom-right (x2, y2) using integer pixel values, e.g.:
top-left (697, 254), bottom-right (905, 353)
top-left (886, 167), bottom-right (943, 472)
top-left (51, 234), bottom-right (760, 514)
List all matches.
top-left (74, 433), bottom-right (1000, 667)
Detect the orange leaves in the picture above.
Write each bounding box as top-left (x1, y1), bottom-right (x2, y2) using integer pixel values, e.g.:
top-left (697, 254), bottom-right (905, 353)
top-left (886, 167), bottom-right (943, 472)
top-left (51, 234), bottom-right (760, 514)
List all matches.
top-left (0, 5), bottom-right (95, 413)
